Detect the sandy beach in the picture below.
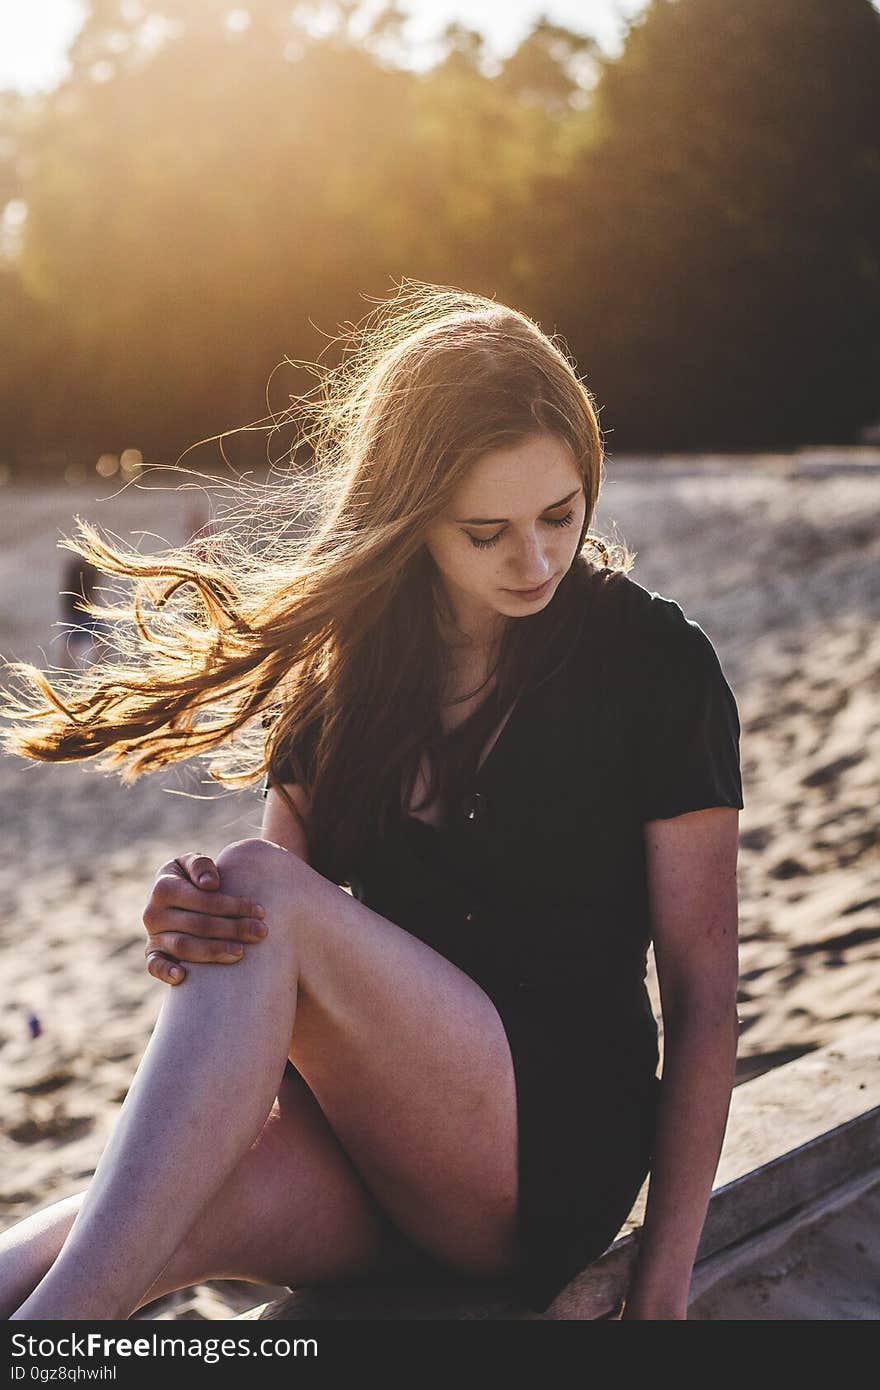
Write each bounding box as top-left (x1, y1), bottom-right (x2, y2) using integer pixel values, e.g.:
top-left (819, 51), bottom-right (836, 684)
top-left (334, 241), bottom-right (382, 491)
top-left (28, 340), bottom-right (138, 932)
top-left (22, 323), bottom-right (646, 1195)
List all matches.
top-left (1, 449), bottom-right (878, 1318)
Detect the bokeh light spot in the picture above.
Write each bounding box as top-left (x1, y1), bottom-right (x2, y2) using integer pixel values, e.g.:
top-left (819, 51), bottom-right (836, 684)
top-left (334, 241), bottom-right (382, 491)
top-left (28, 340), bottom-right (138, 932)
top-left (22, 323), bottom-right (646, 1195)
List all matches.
top-left (120, 447), bottom-right (143, 478)
top-left (225, 10), bottom-right (252, 36)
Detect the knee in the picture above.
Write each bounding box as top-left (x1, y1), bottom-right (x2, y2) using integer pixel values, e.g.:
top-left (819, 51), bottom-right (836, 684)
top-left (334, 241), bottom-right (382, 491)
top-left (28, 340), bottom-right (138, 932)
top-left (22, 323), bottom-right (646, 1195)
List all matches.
top-left (215, 838), bottom-right (315, 912)
top-left (216, 836), bottom-right (280, 880)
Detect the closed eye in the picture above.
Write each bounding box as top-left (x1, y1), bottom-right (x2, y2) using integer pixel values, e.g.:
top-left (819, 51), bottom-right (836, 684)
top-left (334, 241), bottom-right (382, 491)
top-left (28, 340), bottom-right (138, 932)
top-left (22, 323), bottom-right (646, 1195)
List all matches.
top-left (463, 509), bottom-right (576, 549)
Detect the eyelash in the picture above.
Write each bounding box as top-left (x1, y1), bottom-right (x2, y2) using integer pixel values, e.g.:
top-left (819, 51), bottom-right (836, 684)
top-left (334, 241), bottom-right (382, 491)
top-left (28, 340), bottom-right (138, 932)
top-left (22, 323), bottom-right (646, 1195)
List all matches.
top-left (464, 509), bottom-right (576, 550)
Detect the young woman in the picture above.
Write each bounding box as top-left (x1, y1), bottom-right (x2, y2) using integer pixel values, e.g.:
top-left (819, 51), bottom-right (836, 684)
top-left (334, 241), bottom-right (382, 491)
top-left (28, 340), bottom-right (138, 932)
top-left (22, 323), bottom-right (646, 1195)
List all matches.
top-left (1, 283), bottom-right (743, 1321)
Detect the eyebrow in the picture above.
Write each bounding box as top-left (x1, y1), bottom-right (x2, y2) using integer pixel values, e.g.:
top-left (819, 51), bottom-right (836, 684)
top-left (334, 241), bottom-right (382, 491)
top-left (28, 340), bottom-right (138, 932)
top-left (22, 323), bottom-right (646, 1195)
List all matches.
top-left (455, 487), bottom-right (582, 526)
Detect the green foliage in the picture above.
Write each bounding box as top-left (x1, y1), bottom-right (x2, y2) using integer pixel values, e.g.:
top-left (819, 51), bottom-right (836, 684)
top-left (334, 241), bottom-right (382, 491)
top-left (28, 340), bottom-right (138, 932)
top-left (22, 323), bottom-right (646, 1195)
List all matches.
top-left (1, 0), bottom-right (878, 469)
top-left (540, 0), bottom-right (880, 447)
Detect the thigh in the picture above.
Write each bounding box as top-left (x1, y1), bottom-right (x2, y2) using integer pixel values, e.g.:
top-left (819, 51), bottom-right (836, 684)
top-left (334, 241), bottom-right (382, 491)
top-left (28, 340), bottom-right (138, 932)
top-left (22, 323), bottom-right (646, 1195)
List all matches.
top-left (218, 841), bottom-right (523, 1281)
top-left (138, 1065), bottom-right (431, 1304)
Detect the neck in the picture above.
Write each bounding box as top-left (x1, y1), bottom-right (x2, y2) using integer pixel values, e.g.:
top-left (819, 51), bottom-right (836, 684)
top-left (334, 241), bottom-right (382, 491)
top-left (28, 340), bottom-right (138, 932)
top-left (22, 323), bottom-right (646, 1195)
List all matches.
top-left (438, 620), bottom-right (502, 673)
top-left (433, 584), bottom-right (505, 660)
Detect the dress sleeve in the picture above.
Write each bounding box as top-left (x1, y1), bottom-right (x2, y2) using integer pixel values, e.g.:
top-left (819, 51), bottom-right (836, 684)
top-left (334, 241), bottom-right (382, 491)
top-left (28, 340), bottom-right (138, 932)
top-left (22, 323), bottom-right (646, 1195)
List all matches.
top-left (637, 609), bottom-right (744, 822)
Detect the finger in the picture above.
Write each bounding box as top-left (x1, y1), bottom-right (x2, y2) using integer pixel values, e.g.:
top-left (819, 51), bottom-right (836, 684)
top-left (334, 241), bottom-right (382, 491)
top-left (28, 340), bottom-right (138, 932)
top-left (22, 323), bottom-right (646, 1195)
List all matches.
top-left (145, 933), bottom-right (249, 964)
top-left (145, 950), bottom-right (186, 986)
top-left (178, 910), bottom-right (268, 942)
top-left (152, 875), bottom-right (265, 921)
top-left (195, 890), bottom-right (267, 922)
top-left (145, 906), bottom-right (268, 942)
top-left (175, 853), bottom-right (220, 889)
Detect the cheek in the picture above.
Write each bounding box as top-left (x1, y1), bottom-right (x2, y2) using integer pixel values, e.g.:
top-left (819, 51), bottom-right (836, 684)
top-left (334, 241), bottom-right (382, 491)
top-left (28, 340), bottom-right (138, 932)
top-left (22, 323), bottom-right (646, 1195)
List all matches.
top-left (423, 531), bottom-right (452, 570)
top-left (425, 533), bottom-right (480, 583)
top-left (455, 546), bottom-right (494, 585)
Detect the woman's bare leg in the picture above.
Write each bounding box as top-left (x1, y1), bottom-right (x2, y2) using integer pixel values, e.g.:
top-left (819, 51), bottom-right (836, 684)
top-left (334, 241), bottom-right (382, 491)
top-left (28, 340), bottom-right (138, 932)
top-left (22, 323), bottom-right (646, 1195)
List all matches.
top-left (13, 839), bottom-right (522, 1319)
top-left (0, 1195), bottom-right (82, 1322)
top-left (220, 842), bottom-right (522, 1277)
top-left (11, 847), bottom-right (306, 1320)
top-left (1, 1067), bottom-right (426, 1320)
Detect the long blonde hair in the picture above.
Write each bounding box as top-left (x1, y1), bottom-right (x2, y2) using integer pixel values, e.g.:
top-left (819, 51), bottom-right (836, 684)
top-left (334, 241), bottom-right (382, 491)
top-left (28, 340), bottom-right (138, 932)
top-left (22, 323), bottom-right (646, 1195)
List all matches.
top-left (1, 281), bottom-right (633, 882)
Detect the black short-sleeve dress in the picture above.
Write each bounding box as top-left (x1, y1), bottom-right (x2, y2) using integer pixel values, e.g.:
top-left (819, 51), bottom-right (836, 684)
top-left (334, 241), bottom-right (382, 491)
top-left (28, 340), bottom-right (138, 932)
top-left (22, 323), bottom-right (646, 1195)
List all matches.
top-left (274, 563), bottom-right (744, 1314)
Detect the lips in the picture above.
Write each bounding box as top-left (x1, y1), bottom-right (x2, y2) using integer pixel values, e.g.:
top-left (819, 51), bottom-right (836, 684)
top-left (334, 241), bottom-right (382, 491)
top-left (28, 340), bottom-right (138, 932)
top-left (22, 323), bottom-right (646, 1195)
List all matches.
top-left (505, 576), bottom-right (555, 598)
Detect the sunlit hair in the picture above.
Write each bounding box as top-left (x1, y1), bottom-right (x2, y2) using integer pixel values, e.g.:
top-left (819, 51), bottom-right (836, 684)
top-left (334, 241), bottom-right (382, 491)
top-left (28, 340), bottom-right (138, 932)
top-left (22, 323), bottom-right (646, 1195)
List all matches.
top-left (1, 280), bottom-right (634, 882)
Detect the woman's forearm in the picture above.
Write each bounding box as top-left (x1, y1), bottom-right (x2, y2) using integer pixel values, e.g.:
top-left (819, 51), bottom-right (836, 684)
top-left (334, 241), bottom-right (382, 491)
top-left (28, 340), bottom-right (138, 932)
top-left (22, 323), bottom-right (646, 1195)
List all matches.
top-left (624, 1005), bottom-right (739, 1318)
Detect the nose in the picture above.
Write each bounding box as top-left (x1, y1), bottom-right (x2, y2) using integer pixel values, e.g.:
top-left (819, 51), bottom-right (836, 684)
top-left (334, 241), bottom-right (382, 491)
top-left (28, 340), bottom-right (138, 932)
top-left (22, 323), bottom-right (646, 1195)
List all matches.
top-left (509, 530), bottom-right (552, 587)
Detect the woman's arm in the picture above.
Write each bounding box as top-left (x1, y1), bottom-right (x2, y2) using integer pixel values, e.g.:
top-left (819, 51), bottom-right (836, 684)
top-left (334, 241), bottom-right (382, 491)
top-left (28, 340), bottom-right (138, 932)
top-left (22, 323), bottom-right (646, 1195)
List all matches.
top-left (141, 781), bottom-right (314, 987)
top-left (623, 806), bottom-right (740, 1320)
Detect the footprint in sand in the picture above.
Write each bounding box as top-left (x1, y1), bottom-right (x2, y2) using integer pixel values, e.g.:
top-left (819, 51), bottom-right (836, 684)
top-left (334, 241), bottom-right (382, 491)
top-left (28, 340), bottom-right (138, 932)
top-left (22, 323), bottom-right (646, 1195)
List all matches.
top-left (740, 826), bottom-right (773, 851)
top-left (7, 1108), bottom-right (95, 1144)
top-left (841, 896), bottom-right (880, 916)
top-left (802, 753), bottom-right (864, 788)
top-left (770, 856), bottom-right (809, 880)
top-left (791, 925), bottom-right (880, 958)
top-left (13, 1070), bottom-right (75, 1097)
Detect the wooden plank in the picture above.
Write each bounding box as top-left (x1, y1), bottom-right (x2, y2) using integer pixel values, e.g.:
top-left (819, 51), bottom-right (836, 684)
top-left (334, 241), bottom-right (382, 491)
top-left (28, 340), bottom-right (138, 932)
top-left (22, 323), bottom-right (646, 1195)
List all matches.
top-left (622, 1017), bottom-right (880, 1237)
top-left (715, 1021), bottom-right (880, 1189)
top-left (688, 1165), bottom-right (880, 1302)
top-left (697, 1105), bottom-right (879, 1260)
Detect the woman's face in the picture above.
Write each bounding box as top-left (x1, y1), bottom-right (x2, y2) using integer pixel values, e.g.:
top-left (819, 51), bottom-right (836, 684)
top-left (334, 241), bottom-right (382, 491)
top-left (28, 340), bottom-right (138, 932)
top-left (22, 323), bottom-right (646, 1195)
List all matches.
top-left (423, 432), bottom-right (587, 646)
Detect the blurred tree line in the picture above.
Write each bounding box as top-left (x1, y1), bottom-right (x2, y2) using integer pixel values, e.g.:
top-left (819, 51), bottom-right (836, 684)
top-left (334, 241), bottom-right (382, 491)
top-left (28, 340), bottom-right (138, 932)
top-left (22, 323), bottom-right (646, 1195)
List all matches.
top-left (1, 0), bottom-right (878, 472)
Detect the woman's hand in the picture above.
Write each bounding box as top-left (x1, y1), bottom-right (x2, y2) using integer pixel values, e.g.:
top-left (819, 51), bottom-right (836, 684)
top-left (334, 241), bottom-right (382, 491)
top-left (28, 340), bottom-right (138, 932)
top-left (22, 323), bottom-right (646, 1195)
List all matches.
top-left (143, 852), bottom-right (268, 986)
